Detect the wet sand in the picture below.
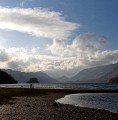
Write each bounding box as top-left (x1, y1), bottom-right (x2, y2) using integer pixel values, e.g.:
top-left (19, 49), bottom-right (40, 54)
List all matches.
top-left (0, 88), bottom-right (118, 120)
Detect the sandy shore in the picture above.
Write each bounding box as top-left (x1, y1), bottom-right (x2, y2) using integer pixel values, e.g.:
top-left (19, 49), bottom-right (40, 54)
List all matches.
top-left (0, 88), bottom-right (118, 120)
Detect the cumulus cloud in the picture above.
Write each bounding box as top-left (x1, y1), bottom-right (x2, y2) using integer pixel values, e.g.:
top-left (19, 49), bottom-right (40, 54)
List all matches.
top-left (0, 31), bottom-right (117, 77)
top-left (0, 45), bottom-right (80, 72)
top-left (0, 48), bottom-right (9, 62)
top-left (47, 33), bottom-right (108, 57)
top-left (31, 47), bottom-right (40, 54)
top-left (0, 6), bottom-right (79, 39)
top-left (47, 39), bottom-right (78, 57)
top-left (92, 50), bottom-right (118, 65)
top-left (0, 44), bottom-right (117, 75)
top-left (72, 33), bottom-right (107, 52)
top-left (7, 60), bottom-right (30, 71)
top-left (47, 38), bottom-right (66, 55)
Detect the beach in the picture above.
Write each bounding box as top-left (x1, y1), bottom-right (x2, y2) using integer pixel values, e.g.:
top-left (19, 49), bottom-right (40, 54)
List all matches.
top-left (0, 88), bottom-right (118, 120)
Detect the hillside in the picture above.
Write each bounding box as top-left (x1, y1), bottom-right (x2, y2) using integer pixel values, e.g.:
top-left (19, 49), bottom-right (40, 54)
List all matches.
top-left (0, 70), bottom-right (18, 84)
top-left (56, 76), bottom-right (70, 83)
top-left (71, 63), bottom-right (118, 83)
top-left (3, 69), bottom-right (57, 83)
top-left (109, 77), bottom-right (118, 83)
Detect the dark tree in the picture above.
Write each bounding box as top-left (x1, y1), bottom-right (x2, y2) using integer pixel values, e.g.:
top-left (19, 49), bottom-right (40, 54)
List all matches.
top-left (27, 78), bottom-right (39, 83)
top-left (109, 77), bottom-right (118, 83)
top-left (0, 69), bottom-right (18, 84)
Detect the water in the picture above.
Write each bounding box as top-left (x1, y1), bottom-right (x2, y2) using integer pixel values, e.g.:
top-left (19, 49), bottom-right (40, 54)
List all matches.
top-left (0, 83), bottom-right (118, 113)
top-left (0, 83), bottom-right (118, 90)
top-left (56, 93), bottom-right (118, 113)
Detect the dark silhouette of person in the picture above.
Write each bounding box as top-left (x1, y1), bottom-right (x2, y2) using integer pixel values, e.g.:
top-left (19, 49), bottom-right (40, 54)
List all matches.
top-left (30, 83), bottom-right (33, 88)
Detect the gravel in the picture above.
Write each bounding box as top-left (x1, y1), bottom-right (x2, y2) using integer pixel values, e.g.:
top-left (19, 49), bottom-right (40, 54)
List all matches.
top-left (0, 93), bottom-right (118, 120)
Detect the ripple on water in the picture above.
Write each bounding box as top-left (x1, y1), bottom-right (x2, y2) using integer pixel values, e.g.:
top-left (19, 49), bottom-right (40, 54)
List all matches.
top-left (56, 93), bottom-right (118, 113)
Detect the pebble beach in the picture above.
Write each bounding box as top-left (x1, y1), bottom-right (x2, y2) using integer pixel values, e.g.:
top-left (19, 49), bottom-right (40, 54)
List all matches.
top-left (0, 88), bottom-right (118, 120)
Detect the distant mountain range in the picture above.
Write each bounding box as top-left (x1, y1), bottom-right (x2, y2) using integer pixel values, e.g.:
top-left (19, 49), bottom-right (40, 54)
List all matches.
top-left (71, 63), bottom-right (118, 83)
top-left (56, 76), bottom-right (70, 82)
top-left (3, 69), bottom-right (57, 83)
top-left (2, 62), bottom-right (118, 83)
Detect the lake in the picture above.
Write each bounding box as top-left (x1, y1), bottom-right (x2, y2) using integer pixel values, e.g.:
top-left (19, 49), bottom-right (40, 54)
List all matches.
top-left (0, 83), bottom-right (118, 90)
top-left (56, 93), bottom-right (118, 113)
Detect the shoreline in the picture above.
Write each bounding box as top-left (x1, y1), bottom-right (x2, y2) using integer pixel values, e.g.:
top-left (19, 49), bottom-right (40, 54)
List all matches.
top-left (0, 87), bottom-right (118, 93)
top-left (56, 93), bottom-right (118, 114)
top-left (0, 88), bottom-right (118, 120)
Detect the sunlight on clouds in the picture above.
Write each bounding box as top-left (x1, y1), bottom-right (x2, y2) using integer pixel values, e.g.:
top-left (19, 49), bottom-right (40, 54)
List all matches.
top-left (0, 6), bottom-right (117, 76)
top-left (72, 33), bottom-right (107, 52)
top-left (47, 33), bottom-right (108, 57)
top-left (47, 38), bottom-right (66, 56)
top-left (0, 6), bottom-right (79, 40)
top-left (31, 47), bottom-right (40, 54)
top-left (0, 31), bottom-right (117, 75)
top-left (0, 44), bottom-right (118, 74)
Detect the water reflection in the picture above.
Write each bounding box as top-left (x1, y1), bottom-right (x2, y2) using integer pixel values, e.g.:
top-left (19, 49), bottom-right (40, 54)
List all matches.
top-left (56, 93), bottom-right (118, 113)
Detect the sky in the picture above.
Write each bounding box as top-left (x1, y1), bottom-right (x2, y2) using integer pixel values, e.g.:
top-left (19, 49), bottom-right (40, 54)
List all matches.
top-left (0, 0), bottom-right (118, 78)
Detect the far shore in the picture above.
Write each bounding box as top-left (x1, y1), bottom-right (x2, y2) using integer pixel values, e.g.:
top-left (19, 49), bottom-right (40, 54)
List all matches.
top-left (0, 87), bottom-right (118, 120)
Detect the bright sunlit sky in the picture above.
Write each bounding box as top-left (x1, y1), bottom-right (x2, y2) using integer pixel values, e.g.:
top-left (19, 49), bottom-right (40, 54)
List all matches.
top-left (0, 0), bottom-right (118, 78)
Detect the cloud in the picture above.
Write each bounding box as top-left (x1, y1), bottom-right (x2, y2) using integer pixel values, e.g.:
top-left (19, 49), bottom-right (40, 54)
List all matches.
top-left (47, 38), bottom-right (66, 55)
top-left (0, 7), bottom-right (117, 78)
top-left (31, 47), bottom-right (40, 54)
top-left (92, 50), bottom-right (118, 65)
top-left (47, 33), bottom-right (108, 57)
top-left (72, 33), bottom-right (107, 52)
top-left (0, 44), bottom-right (117, 74)
top-left (7, 60), bottom-right (30, 71)
top-left (0, 6), bottom-right (79, 40)
top-left (0, 31), bottom-right (117, 77)
top-left (0, 45), bottom-right (80, 72)
top-left (0, 48), bottom-right (9, 62)
top-left (47, 39), bottom-right (78, 57)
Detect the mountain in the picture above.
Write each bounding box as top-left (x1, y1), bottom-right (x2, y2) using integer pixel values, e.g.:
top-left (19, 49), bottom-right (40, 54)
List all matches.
top-left (109, 77), bottom-right (118, 83)
top-left (44, 71), bottom-right (62, 79)
top-left (0, 69), bottom-right (18, 84)
top-left (71, 63), bottom-right (118, 83)
top-left (3, 69), bottom-right (57, 83)
top-left (56, 76), bottom-right (70, 83)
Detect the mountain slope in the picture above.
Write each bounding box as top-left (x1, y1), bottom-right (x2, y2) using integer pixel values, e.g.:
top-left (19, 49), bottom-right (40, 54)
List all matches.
top-left (56, 76), bottom-right (70, 82)
top-left (3, 69), bottom-right (57, 83)
top-left (71, 63), bottom-right (118, 83)
top-left (0, 69), bottom-right (18, 84)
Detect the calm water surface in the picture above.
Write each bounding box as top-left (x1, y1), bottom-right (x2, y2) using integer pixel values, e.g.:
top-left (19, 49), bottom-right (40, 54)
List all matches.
top-left (0, 83), bottom-right (118, 90)
top-left (56, 93), bottom-right (118, 113)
